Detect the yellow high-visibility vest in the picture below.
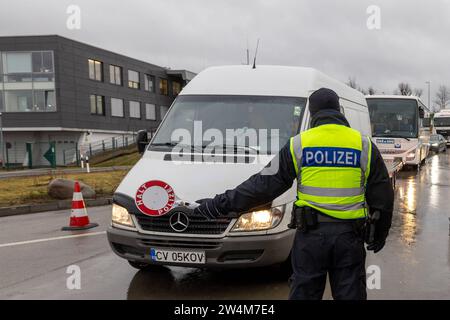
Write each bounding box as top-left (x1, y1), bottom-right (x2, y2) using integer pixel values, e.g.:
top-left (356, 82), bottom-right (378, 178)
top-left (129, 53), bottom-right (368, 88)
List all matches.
top-left (289, 124), bottom-right (372, 219)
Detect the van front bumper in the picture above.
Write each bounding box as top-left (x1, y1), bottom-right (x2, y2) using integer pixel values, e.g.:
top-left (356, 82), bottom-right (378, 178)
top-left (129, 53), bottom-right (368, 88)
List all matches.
top-left (107, 226), bottom-right (295, 268)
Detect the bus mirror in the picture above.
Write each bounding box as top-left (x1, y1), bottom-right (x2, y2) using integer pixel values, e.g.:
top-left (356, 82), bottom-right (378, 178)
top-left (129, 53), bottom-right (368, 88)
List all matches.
top-left (419, 108), bottom-right (425, 119)
top-left (136, 130), bottom-right (149, 154)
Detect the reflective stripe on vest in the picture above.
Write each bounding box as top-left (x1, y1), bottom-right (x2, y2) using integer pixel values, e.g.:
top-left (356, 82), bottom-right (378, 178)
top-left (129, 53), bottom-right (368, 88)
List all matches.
top-left (289, 124), bottom-right (372, 220)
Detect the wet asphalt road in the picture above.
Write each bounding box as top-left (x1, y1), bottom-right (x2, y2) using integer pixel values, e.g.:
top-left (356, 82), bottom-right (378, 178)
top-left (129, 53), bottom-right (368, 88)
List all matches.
top-left (0, 152), bottom-right (449, 300)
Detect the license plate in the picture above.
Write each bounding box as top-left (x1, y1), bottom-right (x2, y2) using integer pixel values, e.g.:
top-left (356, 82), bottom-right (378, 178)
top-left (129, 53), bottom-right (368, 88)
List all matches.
top-left (150, 248), bottom-right (206, 264)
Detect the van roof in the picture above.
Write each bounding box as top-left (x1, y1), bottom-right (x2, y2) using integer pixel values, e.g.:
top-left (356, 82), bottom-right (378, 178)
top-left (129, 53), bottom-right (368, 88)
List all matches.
top-left (181, 65), bottom-right (366, 105)
top-left (366, 95), bottom-right (422, 101)
top-left (434, 109), bottom-right (450, 116)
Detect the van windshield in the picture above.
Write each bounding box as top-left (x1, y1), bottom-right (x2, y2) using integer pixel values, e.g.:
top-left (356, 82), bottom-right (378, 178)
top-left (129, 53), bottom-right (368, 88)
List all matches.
top-left (367, 98), bottom-right (419, 139)
top-left (150, 95), bottom-right (306, 154)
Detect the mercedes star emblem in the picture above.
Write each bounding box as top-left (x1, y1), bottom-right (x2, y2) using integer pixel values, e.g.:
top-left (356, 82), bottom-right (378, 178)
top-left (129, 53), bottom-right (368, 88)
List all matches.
top-left (169, 211), bottom-right (189, 232)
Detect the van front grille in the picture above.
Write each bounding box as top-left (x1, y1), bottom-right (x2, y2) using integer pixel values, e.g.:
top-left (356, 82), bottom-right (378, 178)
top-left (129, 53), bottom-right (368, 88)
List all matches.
top-left (138, 238), bottom-right (222, 249)
top-left (134, 212), bottom-right (231, 235)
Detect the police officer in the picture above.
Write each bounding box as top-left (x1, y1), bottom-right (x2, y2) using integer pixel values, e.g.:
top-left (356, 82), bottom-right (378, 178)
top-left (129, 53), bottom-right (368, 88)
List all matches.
top-left (194, 88), bottom-right (394, 300)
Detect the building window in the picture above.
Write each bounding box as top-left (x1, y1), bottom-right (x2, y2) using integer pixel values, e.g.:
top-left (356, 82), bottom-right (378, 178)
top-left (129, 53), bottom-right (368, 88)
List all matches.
top-left (129, 101), bottom-right (141, 118)
top-left (144, 74), bottom-right (154, 92)
top-left (90, 94), bottom-right (105, 115)
top-left (88, 59), bottom-right (103, 81)
top-left (4, 90), bottom-right (33, 112)
top-left (34, 90), bottom-right (56, 111)
top-left (109, 65), bottom-right (122, 85)
top-left (128, 70), bottom-right (140, 89)
top-left (172, 81), bottom-right (182, 96)
top-left (160, 105), bottom-right (169, 119)
top-left (145, 103), bottom-right (156, 120)
top-left (0, 51), bottom-right (56, 112)
top-left (3, 52), bottom-right (32, 73)
top-left (111, 98), bottom-right (124, 117)
top-left (32, 51), bottom-right (53, 73)
top-left (159, 79), bottom-right (168, 95)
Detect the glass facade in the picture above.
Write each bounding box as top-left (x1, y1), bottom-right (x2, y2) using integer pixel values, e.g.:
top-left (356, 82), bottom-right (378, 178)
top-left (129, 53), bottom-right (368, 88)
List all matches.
top-left (0, 51), bottom-right (56, 112)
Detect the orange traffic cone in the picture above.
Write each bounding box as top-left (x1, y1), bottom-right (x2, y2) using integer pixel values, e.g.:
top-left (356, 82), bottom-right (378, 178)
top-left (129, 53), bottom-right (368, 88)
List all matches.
top-left (62, 181), bottom-right (98, 231)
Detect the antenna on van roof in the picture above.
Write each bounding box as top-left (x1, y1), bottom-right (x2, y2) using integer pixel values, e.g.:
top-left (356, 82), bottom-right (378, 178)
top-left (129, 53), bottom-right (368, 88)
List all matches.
top-left (246, 38), bottom-right (250, 65)
top-left (252, 38), bottom-right (260, 69)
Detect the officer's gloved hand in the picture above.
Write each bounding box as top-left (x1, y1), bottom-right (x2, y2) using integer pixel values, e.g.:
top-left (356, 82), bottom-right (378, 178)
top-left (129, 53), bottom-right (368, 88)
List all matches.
top-left (193, 198), bottom-right (223, 220)
top-left (366, 226), bottom-right (388, 253)
top-left (366, 240), bottom-right (386, 253)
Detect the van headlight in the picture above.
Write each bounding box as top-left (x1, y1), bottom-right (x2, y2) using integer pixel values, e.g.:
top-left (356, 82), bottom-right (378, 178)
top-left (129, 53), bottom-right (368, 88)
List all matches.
top-left (231, 206), bottom-right (284, 232)
top-left (112, 204), bottom-right (135, 227)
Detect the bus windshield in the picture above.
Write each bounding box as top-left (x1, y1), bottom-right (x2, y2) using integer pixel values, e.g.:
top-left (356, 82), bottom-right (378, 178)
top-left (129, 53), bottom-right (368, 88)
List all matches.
top-left (150, 95), bottom-right (306, 154)
top-left (367, 98), bottom-right (418, 138)
top-left (434, 117), bottom-right (450, 127)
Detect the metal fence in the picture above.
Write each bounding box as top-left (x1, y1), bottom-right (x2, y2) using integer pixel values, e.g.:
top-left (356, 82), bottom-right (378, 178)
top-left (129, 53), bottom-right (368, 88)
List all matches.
top-left (63, 134), bottom-right (138, 165)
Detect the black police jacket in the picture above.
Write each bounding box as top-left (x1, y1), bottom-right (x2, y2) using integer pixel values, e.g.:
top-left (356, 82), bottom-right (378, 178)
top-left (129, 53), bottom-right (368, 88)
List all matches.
top-left (212, 109), bottom-right (394, 240)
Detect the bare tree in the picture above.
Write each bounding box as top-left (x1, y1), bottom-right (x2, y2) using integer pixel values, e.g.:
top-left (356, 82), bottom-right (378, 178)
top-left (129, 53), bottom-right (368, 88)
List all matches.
top-left (434, 85), bottom-right (450, 110)
top-left (397, 82), bottom-right (412, 96)
top-left (346, 77), bottom-right (358, 89)
top-left (413, 88), bottom-right (423, 97)
top-left (358, 87), bottom-right (368, 95)
top-left (367, 87), bottom-right (376, 95)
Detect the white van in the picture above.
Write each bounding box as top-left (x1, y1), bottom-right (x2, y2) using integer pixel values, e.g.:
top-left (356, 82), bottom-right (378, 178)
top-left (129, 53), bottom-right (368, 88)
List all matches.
top-left (107, 65), bottom-right (371, 270)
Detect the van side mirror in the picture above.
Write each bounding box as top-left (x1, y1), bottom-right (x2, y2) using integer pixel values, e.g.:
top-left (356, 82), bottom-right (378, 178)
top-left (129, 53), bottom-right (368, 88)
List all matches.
top-left (136, 130), bottom-right (149, 154)
top-left (419, 108), bottom-right (425, 119)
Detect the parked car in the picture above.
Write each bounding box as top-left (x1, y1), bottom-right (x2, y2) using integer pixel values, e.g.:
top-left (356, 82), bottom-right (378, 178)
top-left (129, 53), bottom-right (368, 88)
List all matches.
top-left (429, 134), bottom-right (447, 153)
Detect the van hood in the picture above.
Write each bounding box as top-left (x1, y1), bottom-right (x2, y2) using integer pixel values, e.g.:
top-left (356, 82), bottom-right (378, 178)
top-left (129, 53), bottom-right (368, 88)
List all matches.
top-left (115, 151), bottom-right (279, 207)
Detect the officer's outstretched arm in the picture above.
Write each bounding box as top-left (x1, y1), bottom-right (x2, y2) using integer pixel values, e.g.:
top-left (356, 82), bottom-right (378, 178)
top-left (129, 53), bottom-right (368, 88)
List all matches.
top-left (195, 142), bottom-right (297, 218)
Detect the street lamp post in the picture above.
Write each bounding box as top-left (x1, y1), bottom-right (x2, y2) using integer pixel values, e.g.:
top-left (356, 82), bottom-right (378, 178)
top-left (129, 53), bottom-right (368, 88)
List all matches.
top-left (0, 112), bottom-right (4, 168)
top-left (426, 81), bottom-right (431, 110)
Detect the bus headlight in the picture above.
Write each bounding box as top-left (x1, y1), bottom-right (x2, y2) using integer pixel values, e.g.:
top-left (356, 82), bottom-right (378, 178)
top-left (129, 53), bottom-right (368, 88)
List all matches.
top-left (112, 204), bottom-right (135, 227)
top-left (231, 206), bottom-right (284, 232)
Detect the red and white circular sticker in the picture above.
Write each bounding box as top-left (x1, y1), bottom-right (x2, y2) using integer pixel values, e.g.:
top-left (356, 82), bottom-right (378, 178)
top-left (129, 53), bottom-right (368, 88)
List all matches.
top-left (135, 180), bottom-right (175, 216)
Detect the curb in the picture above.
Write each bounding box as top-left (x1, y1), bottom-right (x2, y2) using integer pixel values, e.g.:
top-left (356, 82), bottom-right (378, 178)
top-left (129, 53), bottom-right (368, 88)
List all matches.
top-left (0, 198), bottom-right (113, 218)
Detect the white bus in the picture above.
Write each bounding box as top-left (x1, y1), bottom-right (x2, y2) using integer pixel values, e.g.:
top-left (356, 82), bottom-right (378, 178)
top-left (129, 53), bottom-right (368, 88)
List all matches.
top-left (366, 95), bottom-right (431, 167)
top-left (433, 109), bottom-right (450, 145)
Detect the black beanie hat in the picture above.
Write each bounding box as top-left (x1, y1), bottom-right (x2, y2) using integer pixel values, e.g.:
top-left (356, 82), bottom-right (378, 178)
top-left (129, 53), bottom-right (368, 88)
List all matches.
top-left (308, 88), bottom-right (340, 116)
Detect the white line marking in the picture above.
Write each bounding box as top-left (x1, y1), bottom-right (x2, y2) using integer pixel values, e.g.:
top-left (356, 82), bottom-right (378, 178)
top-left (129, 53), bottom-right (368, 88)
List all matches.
top-left (0, 231), bottom-right (106, 248)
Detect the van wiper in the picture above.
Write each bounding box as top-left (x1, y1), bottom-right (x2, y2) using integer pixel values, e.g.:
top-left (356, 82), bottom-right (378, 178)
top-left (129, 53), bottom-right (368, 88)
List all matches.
top-left (211, 144), bottom-right (260, 154)
top-left (151, 142), bottom-right (203, 151)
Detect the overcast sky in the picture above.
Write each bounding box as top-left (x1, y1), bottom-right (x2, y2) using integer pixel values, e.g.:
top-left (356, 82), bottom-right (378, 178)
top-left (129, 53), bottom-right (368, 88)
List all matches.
top-left (1, 0), bottom-right (449, 106)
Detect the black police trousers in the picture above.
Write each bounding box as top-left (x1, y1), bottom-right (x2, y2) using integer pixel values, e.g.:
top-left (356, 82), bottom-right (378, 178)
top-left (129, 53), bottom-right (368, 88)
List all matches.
top-left (288, 222), bottom-right (367, 300)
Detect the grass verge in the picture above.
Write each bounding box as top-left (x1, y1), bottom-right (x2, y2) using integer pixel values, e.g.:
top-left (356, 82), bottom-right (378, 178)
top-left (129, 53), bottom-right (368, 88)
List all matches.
top-left (0, 170), bottom-right (129, 207)
top-left (93, 152), bottom-right (141, 167)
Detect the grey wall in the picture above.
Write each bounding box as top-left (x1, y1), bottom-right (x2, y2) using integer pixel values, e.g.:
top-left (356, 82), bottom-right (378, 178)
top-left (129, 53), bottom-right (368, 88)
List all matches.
top-left (0, 35), bottom-right (181, 133)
